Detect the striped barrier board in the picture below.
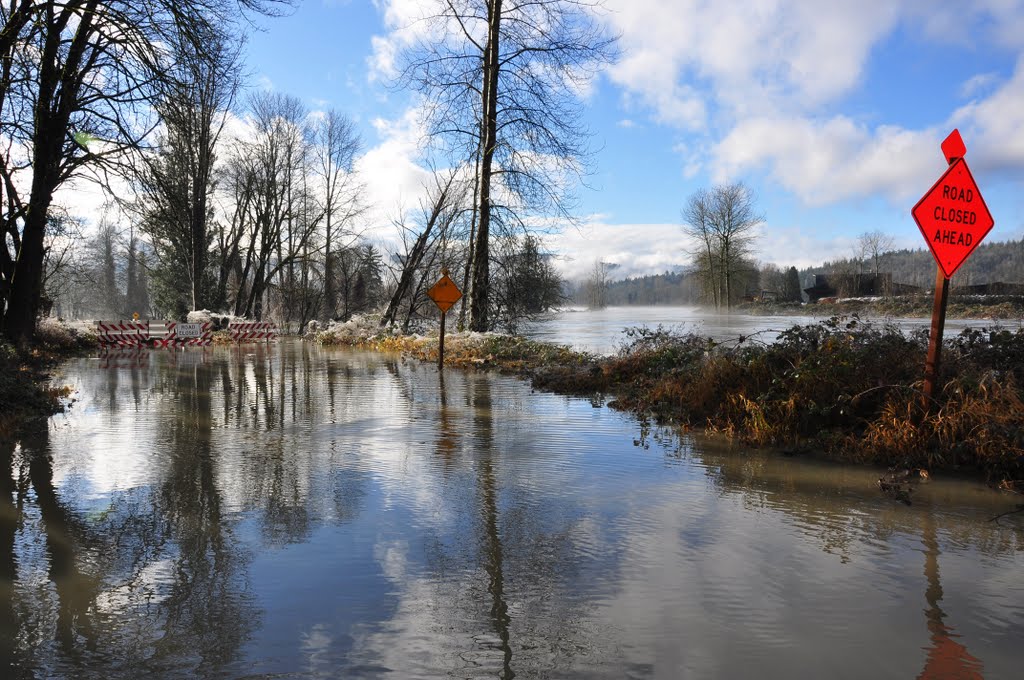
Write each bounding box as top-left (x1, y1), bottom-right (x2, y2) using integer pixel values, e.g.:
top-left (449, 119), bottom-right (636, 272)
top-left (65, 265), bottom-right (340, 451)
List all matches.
top-left (228, 321), bottom-right (277, 343)
top-left (96, 319), bottom-right (213, 349)
top-left (98, 347), bottom-right (149, 369)
top-left (96, 320), bottom-right (148, 348)
top-left (149, 320), bottom-right (176, 348)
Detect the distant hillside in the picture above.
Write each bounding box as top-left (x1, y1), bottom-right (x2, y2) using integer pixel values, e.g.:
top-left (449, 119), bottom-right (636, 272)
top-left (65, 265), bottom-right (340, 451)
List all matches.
top-left (569, 238), bottom-right (1024, 306)
top-left (567, 269), bottom-right (703, 306)
top-left (799, 238), bottom-right (1024, 292)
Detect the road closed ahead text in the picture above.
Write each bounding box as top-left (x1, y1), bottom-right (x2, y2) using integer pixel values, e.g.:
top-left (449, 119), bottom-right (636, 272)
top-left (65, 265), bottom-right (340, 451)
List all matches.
top-left (933, 184), bottom-right (978, 243)
top-left (911, 157), bottom-right (994, 279)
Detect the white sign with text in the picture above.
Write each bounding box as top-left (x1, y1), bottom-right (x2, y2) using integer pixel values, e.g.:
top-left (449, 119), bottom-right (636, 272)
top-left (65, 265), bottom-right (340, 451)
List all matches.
top-left (177, 323), bottom-right (203, 338)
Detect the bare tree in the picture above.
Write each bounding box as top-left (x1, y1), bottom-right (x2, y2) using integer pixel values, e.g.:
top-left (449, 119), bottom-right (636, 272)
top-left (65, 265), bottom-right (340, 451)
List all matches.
top-left (228, 92), bottom-right (318, 321)
top-left (711, 183), bottom-right (761, 309)
top-left (583, 260), bottom-right (615, 309)
top-left (312, 110), bottom-right (363, 321)
top-left (682, 188), bottom-right (718, 308)
top-left (682, 183), bottom-right (762, 309)
top-left (136, 27), bottom-right (243, 315)
top-left (381, 171), bottom-right (466, 331)
top-left (758, 263), bottom-right (785, 298)
top-left (0, 0), bottom-right (290, 346)
top-left (858, 230), bottom-right (893, 276)
top-left (40, 210), bottom-right (86, 317)
top-left (858, 229), bottom-right (895, 295)
top-left (395, 0), bottom-right (615, 332)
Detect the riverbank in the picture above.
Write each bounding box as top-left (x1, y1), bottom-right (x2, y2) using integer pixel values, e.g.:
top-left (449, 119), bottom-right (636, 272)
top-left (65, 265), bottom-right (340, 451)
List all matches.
top-left (738, 294), bottom-right (1024, 320)
top-left (313, 314), bottom-right (1024, 488)
top-left (0, 320), bottom-right (97, 437)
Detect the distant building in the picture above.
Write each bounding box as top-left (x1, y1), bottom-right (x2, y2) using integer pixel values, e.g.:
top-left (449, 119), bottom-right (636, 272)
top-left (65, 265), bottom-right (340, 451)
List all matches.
top-left (951, 281), bottom-right (1024, 296)
top-left (804, 273), bottom-right (922, 302)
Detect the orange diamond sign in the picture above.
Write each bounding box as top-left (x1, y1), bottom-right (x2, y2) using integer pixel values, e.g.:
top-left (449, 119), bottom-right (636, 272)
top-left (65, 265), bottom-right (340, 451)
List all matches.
top-left (911, 157), bottom-right (994, 279)
top-left (428, 273), bottom-right (462, 313)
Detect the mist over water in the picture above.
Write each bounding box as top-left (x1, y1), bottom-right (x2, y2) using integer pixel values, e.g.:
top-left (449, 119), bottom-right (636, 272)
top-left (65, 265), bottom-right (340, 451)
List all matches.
top-left (1, 341), bottom-right (1021, 678)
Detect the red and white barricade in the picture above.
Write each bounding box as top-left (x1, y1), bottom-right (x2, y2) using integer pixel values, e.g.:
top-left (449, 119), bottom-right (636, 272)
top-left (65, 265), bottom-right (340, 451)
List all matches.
top-left (98, 347), bottom-right (149, 369)
top-left (98, 319), bottom-right (213, 349)
top-left (229, 321), bottom-right (277, 343)
top-left (96, 320), bottom-right (148, 348)
top-left (149, 320), bottom-right (176, 348)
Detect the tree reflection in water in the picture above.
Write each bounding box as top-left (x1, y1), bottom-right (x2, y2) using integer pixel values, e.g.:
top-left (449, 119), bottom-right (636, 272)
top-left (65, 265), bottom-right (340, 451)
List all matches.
top-left (0, 353), bottom-right (256, 676)
top-left (470, 376), bottom-right (515, 679)
top-left (1, 438), bottom-right (23, 673)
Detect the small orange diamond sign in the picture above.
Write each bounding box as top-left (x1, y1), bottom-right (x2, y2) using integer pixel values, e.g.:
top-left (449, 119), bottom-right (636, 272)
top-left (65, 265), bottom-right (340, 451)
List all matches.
top-left (428, 273), bottom-right (462, 313)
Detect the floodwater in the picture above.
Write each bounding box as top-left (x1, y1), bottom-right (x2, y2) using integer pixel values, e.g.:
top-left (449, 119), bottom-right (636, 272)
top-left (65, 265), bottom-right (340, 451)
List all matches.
top-left (2, 340), bottom-right (1022, 679)
top-left (522, 305), bottom-right (1004, 355)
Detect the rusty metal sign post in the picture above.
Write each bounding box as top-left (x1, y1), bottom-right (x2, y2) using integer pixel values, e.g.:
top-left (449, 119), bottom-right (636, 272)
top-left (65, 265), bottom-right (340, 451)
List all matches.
top-left (427, 269), bottom-right (462, 370)
top-left (911, 129), bottom-right (995, 400)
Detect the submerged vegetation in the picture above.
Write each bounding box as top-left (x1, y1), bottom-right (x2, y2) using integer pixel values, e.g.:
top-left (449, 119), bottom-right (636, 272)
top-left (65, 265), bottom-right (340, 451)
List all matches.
top-left (0, 320), bottom-right (96, 437)
top-left (315, 314), bottom-right (1024, 485)
top-left (589, 318), bottom-right (1024, 484)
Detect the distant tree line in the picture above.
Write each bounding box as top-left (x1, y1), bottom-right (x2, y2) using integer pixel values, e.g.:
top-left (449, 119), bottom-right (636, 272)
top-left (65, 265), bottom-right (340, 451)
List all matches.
top-left (802, 237), bottom-right (1024, 297)
top-left (574, 237), bottom-right (1024, 308)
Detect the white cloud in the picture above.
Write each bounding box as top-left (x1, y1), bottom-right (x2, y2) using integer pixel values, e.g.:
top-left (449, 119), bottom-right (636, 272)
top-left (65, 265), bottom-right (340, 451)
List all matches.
top-left (605, 0), bottom-right (902, 125)
top-left (367, 34), bottom-right (399, 82)
top-left (367, 0), bottom-right (442, 82)
top-left (602, 1), bottom-right (1024, 207)
top-left (712, 54), bottom-right (1024, 204)
top-left (950, 56), bottom-right (1024, 174)
top-left (960, 72), bottom-right (1000, 99)
top-left (712, 116), bottom-right (939, 205)
top-left (753, 224), bottom-right (923, 270)
top-left (548, 220), bottom-right (686, 281)
top-left (354, 107), bottom-right (433, 238)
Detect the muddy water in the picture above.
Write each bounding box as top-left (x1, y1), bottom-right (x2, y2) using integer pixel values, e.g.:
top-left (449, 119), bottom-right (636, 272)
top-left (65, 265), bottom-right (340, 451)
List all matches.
top-left (1, 341), bottom-right (1022, 678)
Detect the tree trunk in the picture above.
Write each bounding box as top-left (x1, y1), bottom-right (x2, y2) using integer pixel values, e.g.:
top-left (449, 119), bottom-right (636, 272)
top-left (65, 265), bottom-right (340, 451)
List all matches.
top-left (381, 222), bottom-right (435, 328)
top-left (469, 0), bottom-right (502, 333)
top-left (4, 195), bottom-right (50, 346)
top-left (324, 211), bottom-right (335, 321)
top-left (459, 141), bottom-right (482, 330)
top-left (2, 0), bottom-right (99, 345)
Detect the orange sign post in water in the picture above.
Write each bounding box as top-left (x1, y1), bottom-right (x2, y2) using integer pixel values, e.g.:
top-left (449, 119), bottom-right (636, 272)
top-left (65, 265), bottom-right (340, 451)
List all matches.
top-left (911, 129), bottom-right (995, 399)
top-left (428, 270), bottom-right (462, 370)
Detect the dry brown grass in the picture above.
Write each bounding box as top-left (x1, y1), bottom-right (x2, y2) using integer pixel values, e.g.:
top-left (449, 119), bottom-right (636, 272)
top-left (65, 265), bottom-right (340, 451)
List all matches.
top-left (854, 375), bottom-right (1024, 477)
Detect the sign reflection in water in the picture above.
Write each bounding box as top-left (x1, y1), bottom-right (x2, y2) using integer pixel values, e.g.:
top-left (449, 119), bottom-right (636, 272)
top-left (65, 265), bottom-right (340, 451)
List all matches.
top-left (0, 341), bottom-right (1021, 678)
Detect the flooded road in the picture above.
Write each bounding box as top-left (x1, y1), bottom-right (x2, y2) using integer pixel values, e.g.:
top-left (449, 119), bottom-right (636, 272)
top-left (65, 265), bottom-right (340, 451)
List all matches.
top-left (522, 306), bottom-right (1001, 355)
top-left (2, 341), bottom-right (1022, 678)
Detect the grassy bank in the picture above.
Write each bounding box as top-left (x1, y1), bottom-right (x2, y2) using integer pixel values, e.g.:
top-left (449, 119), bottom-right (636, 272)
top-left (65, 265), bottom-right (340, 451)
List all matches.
top-left (0, 320), bottom-right (97, 437)
top-left (314, 315), bottom-right (1024, 486)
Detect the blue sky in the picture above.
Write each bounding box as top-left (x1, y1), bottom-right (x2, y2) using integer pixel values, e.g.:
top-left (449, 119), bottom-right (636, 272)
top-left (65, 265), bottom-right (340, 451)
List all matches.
top-left (237, 0), bottom-right (1024, 280)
